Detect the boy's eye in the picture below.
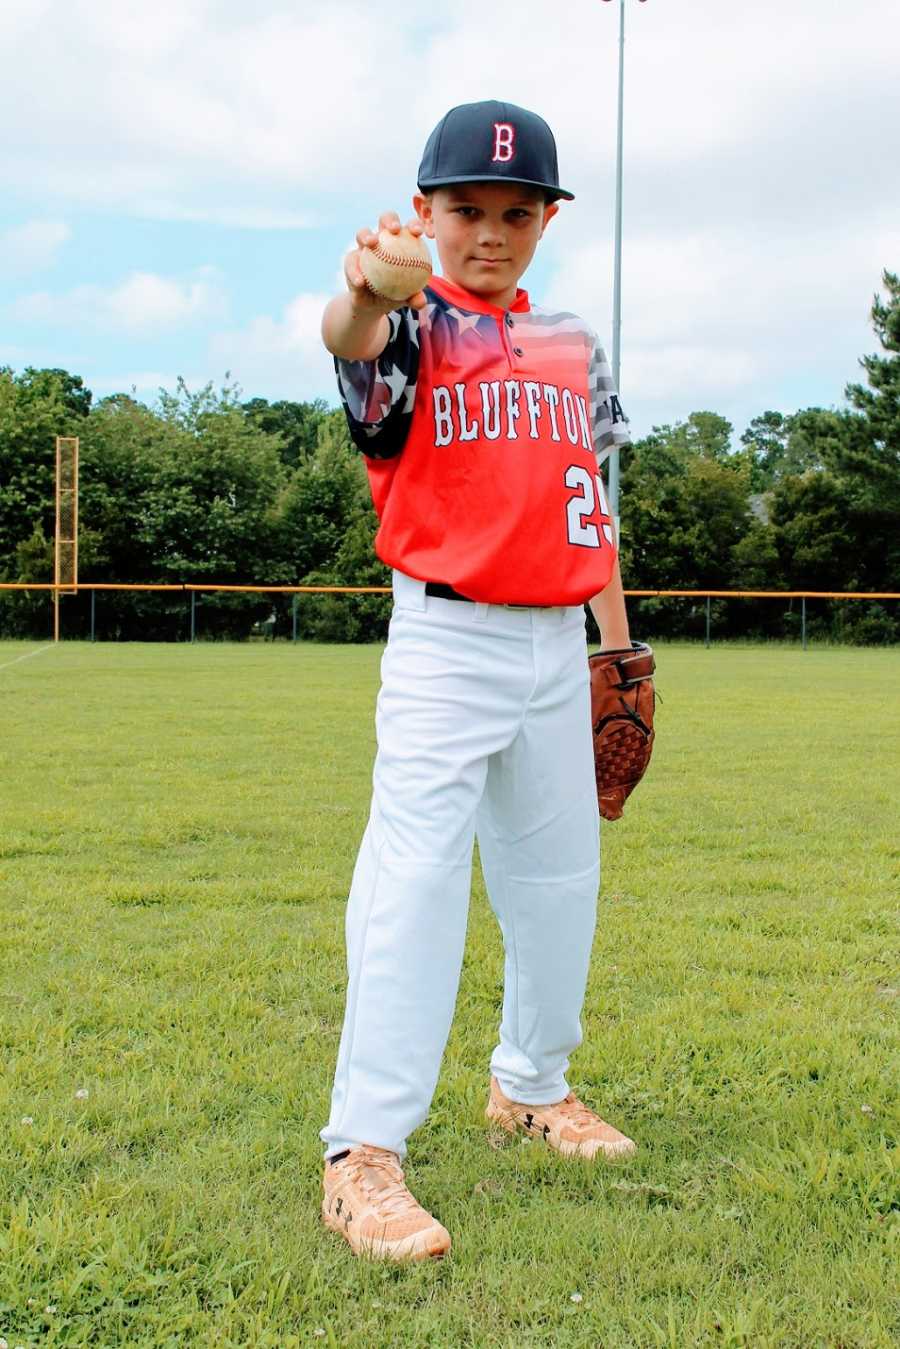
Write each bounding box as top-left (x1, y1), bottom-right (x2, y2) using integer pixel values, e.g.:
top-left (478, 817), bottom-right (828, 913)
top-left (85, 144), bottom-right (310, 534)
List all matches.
top-left (453, 206), bottom-right (478, 217)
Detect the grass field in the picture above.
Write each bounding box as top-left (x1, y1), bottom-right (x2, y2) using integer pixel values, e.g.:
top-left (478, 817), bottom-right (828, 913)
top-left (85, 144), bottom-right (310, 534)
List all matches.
top-left (1, 638), bottom-right (898, 1348)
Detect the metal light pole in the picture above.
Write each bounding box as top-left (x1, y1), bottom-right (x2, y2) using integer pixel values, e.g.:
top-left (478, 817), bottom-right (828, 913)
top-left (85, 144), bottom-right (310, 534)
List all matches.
top-left (603, 0), bottom-right (645, 525)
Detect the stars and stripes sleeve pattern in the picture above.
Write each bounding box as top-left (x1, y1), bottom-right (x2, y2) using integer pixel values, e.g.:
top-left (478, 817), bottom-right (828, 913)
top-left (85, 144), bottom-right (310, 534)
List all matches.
top-left (335, 307), bottom-right (420, 460)
top-left (588, 333), bottom-right (630, 466)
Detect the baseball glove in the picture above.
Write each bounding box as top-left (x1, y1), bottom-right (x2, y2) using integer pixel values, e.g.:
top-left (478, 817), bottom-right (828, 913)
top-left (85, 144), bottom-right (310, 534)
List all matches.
top-left (588, 642), bottom-right (656, 821)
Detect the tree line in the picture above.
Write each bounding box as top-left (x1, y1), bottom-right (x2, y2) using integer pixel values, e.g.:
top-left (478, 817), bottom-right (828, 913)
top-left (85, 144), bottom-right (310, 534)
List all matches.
top-left (1, 271), bottom-right (897, 644)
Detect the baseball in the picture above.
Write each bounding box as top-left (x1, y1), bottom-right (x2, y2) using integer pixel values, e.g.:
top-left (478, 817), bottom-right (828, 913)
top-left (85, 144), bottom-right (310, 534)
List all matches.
top-left (359, 227), bottom-right (432, 303)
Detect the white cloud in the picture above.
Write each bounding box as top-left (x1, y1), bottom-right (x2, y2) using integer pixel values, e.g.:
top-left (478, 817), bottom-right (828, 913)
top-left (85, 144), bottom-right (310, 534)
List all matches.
top-left (11, 267), bottom-right (227, 335)
top-left (0, 219), bottom-right (70, 279)
top-left (208, 291), bottom-right (334, 399)
top-left (87, 370), bottom-right (215, 398)
top-left (0, 344), bottom-right (28, 364)
top-left (543, 212), bottom-right (899, 433)
top-left (1, 0), bottom-right (897, 427)
top-left (0, 2), bottom-right (423, 215)
top-left (546, 221), bottom-right (899, 346)
top-left (140, 202), bottom-right (318, 230)
top-left (623, 347), bottom-right (761, 406)
top-left (2, 1), bottom-right (897, 214)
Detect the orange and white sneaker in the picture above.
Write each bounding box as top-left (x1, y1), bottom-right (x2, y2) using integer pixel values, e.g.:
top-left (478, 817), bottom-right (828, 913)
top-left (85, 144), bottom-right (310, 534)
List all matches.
top-left (486, 1076), bottom-right (637, 1161)
top-left (322, 1145), bottom-right (452, 1261)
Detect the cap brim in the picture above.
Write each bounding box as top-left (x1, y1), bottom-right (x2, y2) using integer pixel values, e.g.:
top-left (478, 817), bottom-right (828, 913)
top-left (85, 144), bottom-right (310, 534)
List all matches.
top-left (417, 174), bottom-right (575, 202)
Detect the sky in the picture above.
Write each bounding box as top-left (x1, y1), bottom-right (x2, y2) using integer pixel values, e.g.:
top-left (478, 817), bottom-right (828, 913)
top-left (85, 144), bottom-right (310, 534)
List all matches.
top-left (1, 0), bottom-right (898, 441)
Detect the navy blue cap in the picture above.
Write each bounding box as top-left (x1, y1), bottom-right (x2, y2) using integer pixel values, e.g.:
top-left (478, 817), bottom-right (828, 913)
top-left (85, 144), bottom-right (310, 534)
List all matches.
top-left (417, 100), bottom-right (574, 202)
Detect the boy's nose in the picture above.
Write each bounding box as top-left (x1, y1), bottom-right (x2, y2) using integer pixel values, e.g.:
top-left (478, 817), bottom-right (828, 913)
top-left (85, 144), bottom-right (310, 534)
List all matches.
top-left (477, 220), bottom-right (506, 248)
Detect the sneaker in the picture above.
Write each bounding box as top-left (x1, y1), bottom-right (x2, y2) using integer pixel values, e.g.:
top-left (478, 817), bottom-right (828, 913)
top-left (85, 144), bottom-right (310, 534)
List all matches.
top-left (322, 1145), bottom-right (452, 1261)
top-left (486, 1076), bottom-right (636, 1160)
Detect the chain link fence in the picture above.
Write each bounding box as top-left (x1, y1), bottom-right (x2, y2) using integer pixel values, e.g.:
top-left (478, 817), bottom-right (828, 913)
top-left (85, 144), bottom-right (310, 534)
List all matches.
top-left (2, 583), bottom-right (898, 647)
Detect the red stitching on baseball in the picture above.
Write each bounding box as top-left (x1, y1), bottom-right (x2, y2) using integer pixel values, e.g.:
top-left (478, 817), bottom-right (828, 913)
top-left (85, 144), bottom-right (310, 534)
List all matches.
top-left (373, 246), bottom-right (430, 269)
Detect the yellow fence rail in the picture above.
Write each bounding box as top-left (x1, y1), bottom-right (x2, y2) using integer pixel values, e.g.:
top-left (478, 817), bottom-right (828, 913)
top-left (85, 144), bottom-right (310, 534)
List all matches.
top-left (1, 584), bottom-right (898, 599)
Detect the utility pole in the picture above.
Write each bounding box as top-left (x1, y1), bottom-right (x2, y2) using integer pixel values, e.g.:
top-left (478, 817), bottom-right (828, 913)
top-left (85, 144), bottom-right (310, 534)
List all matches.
top-left (603, 0), bottom-right (646, 525)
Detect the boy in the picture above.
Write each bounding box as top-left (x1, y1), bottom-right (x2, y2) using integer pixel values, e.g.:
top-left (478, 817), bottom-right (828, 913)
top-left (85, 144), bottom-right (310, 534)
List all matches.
top-left (319, 100), bottom-right (634, 1262)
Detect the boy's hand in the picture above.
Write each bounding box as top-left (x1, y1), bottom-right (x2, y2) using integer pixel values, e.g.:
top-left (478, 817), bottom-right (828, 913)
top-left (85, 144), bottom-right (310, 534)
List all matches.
top-left (345, 212), bottom-right (429, 313)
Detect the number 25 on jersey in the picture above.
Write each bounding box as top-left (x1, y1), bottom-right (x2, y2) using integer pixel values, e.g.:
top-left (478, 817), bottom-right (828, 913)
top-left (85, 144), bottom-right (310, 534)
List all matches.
top-left (564, 465), bottom-right (615, 550)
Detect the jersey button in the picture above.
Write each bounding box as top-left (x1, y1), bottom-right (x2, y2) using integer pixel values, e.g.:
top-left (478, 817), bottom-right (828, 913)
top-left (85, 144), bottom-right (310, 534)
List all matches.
top-left (505, 314), bottom-right (514, 328)
top-left (513, 345), bottom-right (524, 357)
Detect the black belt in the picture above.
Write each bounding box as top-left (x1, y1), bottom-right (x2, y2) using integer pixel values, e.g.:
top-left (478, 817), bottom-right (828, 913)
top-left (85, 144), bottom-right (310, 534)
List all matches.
top-left (424, 581), bottom-right (550, 609)
top-left (424, 581), bottom-right (472, 602)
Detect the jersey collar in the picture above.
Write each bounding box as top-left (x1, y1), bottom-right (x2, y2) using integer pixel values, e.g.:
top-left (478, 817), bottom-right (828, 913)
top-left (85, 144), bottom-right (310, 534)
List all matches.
top-left (428, 274), bottom-right (531, 317)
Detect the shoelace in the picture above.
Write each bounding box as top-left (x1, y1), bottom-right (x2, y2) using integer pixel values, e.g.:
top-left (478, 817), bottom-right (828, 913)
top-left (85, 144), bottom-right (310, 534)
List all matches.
top-left (347, 1150), bottom-right (421, 1219)
top-left (553, 1094), bottom-right (603, 1129)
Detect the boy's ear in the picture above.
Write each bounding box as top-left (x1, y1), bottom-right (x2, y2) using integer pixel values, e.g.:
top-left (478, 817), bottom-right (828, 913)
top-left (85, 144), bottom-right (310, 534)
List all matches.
top-left (413, 192), bottom-right (435, 238)
top-left (540, 202), bottom-right (560, 237)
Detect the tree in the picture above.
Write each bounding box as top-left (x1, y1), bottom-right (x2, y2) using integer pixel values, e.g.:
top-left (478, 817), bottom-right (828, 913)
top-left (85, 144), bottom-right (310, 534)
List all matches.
top-left (147, 382), bottom-right (288, 634)
top-left (785, 408), bottom-right (851, 478)
top-left (294, 503), bottom-right (391, 643)
top-left (836, 270), bottom-right (900, 592)
top-left (242, 397), bottom-right (329, 469)
top-left (742, 410), bottom-right (789, 491)
top-left (273, 411), bottom-right (370, 580)
top-left (619, 414), bottom-right (754, 637)
top-left (0, 367), bottom-right (86, 583)
top-left (845, 269), bottom-right (900, 471)
top-left (75, 379), bottom-right (288, 639)
top-left (740, 407), bottom-right (847, 492)
top-left (769, 471), bottom-right (859, 590)
top-left (651, 410), bottom-right (735, 464)
top-left (621, 414), bottom-right (750, 591)
top-left (79, 395), bottom-right (167, 584)
top-left (16, 367), bottom-right (92, 419)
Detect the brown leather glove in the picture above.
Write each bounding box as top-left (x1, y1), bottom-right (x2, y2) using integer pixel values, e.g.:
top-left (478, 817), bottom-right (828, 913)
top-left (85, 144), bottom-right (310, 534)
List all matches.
top-left (588, 642), bottom-right (656, 821)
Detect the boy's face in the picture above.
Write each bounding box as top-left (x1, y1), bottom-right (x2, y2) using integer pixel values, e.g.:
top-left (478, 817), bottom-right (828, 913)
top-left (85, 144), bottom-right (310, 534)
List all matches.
top-left (413, 182), bottom-right (559, 306)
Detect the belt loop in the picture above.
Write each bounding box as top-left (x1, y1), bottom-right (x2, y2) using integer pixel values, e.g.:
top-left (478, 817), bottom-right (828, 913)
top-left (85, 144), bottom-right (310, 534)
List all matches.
top-left (473, 602), bottom-right (489, 622)
top-left (392, 568), bottom-right (426, 611)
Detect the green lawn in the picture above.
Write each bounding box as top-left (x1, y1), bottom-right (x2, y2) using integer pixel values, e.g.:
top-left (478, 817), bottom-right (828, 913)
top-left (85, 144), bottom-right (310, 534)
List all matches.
top-left (1, 639), bottom-right (897, 1348)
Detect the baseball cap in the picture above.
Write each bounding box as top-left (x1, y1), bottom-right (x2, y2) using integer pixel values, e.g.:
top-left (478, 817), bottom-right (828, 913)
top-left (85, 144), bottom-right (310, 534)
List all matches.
top-left (417, 100), bottom-right (574, 202)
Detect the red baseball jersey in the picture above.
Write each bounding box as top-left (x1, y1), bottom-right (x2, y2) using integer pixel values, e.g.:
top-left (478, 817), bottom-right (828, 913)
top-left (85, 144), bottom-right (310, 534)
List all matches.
top-left (336, 275), bottom-right (629, 606)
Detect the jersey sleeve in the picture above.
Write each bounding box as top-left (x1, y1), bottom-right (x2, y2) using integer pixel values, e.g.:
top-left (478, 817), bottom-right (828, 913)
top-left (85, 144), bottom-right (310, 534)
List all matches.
top-left (588, 333), bottom-right (630, 466)
top-left (334, 307), bottom-right (420, 460)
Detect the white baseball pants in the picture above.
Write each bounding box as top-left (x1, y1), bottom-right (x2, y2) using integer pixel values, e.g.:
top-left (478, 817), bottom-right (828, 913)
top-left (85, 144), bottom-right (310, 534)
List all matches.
top-left (321, 569), bottom-right (601, 1159)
